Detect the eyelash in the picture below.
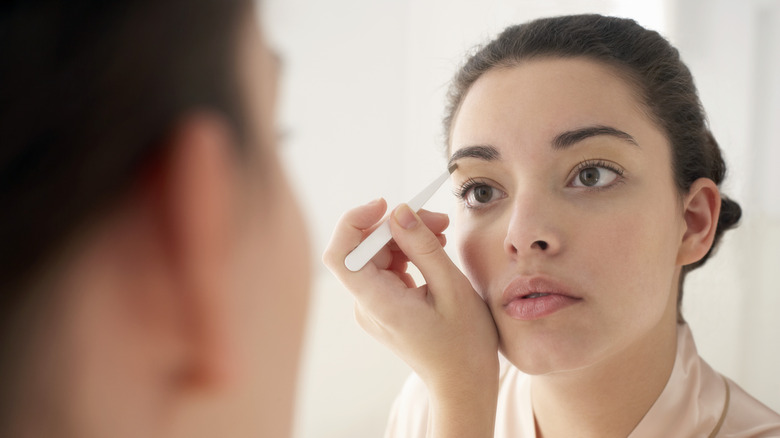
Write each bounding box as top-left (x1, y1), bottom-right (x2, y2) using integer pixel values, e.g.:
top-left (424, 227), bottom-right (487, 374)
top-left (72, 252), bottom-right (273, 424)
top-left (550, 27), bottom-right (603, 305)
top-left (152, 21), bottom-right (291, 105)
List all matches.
top-left (570, 159), bottom-right (625, 188)
top-left (453, 159), bottom-right (625, 202)
top-left (573, 159), bottom-right (623, 175)
top-left (454, 177), bottom-right (486, 200)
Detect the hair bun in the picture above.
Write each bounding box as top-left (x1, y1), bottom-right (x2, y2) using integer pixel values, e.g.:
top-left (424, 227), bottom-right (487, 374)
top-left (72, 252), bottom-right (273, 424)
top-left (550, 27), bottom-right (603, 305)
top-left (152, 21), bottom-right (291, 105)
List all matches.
top-left (718, 196), bottom-right (742, 231)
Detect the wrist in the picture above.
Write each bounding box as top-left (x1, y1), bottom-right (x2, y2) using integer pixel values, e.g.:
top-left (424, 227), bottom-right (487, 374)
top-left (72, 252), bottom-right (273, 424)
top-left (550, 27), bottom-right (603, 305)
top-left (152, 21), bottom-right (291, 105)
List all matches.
top-left (425, 361), bottom-right (499, 438)
top-left (426, 353), bottom-right (500, 398)
top-left (427, 379), bottom-right (499, 438)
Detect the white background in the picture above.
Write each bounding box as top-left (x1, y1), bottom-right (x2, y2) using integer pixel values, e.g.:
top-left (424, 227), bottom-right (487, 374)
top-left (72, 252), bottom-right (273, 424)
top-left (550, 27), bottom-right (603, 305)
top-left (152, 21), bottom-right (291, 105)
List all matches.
top-left (260, 1), bottom-right (780, 436)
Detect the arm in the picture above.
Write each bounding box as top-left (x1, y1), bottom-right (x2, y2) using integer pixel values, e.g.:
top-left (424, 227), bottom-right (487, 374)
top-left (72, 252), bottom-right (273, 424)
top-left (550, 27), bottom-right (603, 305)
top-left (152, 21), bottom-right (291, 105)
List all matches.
top-left (427, 381), bottom-right (499, 438)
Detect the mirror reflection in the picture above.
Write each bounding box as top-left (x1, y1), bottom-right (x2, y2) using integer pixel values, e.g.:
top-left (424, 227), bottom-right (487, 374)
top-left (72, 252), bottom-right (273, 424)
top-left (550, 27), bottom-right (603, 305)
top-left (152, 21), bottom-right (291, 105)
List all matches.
top-left (271, 1), bottom-right (780, 437)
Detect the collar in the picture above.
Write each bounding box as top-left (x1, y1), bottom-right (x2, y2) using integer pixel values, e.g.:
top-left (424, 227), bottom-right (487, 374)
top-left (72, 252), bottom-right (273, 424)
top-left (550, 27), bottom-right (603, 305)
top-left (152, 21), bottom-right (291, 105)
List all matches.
top-left (628, 323), bottom-right (728, 437)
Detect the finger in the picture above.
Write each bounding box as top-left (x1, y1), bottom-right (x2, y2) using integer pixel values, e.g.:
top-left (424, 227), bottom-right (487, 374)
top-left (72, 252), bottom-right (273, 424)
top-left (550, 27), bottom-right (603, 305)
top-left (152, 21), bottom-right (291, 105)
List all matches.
top-left (397, 271), bottom-right (417, 289)
top-left (418, 209), bottom-right (450, 234)
top-left (384, 249), bottom-right (418, 288)
top-left (358, 230), bottom-right (444, 271)
top-left (323, 198), bottom-right (387, 271)
top-left (369, 244), bottom-right (394, 270)
top-left (390, 260), bottom-right (417, 288)
top-left (388, 234), bottom-right (446, 252)
top-left (388, 204), bottom-right (461, 288)
top-left (386, 209), bottom-right (447, 252)
top-left (388, 250), bottom-right (409, 273)
top-left (387, 238), bottom-right (445, 272)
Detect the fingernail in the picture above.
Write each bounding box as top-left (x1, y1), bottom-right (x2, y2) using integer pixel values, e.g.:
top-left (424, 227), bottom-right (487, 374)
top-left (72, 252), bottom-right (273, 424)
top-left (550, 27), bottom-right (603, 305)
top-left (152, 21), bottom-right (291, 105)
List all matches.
top-left (394, 204), bottom-right (418, 229)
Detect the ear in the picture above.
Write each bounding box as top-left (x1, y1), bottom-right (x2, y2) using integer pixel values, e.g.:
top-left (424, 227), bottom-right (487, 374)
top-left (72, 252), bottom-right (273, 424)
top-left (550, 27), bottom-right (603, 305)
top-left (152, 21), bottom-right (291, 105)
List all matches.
top-left (148, 111), bottom-right (239, 389)
top-left (676, 178), bottom-right (721, 266)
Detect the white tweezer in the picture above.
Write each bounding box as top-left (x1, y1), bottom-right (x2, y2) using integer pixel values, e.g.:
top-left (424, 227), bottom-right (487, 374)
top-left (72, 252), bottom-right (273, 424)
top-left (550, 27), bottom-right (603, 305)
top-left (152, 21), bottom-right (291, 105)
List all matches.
top-left (344, 164), bottom-right (457, 272)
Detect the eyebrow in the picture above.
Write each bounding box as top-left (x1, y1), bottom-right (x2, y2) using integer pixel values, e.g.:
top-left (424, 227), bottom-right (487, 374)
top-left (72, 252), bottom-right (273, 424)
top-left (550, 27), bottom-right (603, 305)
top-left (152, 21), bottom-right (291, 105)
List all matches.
top-left (447, 145), bottom-right (501, 169)
top-left (552, 125), bottom-right (638, 150)
top-left (447, 125), bottom-right (637, 167)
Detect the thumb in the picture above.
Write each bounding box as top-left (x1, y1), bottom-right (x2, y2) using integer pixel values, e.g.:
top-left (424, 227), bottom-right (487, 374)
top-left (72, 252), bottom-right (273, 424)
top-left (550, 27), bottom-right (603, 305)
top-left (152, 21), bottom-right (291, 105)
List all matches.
top-left (390, 203), bottom-right (459, 286)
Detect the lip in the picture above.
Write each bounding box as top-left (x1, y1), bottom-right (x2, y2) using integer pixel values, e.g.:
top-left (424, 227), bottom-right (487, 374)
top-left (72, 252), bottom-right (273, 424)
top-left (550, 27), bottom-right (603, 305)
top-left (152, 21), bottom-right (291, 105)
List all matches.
top-left (501, 276), bottom-right (582, 321)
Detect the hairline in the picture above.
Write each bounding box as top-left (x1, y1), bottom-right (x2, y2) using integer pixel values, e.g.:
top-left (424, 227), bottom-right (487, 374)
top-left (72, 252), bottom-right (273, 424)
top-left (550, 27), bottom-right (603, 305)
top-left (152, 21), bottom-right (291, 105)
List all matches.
top-left (445, 55), bottom-right (668, 155)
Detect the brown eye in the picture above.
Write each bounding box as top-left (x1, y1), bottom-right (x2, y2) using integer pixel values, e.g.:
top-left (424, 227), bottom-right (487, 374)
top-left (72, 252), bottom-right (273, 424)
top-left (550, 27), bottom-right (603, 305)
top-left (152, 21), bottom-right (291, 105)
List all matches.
top-left (461, 182), bottom-right (506, 209)
top-left (578, 167), bottom-right (601, 186)
top-left (473, 186), bottom-right (493, 203)
top-left (571, 163), bottom-right (621, 189)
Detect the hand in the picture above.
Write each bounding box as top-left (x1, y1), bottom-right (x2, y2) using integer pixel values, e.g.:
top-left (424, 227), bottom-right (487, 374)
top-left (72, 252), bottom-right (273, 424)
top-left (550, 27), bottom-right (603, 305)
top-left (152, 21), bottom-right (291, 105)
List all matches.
top-left (323, 198), bottom-right (499, 436)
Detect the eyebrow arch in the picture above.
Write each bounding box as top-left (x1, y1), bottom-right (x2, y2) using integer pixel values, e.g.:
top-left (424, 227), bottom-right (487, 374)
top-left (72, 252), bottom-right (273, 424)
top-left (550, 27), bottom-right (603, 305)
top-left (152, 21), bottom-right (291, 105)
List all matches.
top-left (552, 125), bottom-right (639, 150)
top-left (447, 145), bottom-right (501, 169)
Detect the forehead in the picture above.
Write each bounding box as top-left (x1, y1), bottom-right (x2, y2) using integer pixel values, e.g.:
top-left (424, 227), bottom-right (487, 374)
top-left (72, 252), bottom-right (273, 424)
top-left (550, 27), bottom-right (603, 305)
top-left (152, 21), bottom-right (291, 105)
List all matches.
top-left (450, 57), bottom-right (661, 156)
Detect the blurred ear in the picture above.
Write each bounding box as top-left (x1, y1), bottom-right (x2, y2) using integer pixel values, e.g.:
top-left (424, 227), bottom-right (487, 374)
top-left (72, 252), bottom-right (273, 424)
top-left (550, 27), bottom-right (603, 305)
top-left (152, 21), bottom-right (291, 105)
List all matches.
top-left (42, 112), bottom-right (241, 435)
top-left (147, 112), bottom-right (239, 389)
top-left (676, 178), bottom-right (721, 266)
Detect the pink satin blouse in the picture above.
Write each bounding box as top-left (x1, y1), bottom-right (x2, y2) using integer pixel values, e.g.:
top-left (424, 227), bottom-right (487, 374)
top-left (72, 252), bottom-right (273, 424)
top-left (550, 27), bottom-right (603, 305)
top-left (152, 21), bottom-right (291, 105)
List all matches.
top-left (385, 324), bottom-right (780, 437)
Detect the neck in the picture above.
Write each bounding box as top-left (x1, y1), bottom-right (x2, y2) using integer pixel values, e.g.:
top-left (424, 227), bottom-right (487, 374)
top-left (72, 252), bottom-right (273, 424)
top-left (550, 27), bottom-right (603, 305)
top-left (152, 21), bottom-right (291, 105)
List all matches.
top-left (531, 320), bottom-right (679, 438)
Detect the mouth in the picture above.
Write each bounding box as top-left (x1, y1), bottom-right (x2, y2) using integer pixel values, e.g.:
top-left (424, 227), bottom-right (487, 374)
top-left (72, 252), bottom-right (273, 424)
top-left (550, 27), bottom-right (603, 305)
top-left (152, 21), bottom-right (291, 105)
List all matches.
top-left (501, 276), bottom-right (581, 320)
top-left (502, 276), bottom-right (578, 304)
top-left (521, 292), bottom-right (551, 299)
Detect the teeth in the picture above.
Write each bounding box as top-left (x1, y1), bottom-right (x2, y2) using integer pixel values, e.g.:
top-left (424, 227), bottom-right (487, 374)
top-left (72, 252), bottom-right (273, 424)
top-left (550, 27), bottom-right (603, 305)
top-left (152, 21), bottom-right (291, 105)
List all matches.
top-left (523, 293), bottom-right (550, 299)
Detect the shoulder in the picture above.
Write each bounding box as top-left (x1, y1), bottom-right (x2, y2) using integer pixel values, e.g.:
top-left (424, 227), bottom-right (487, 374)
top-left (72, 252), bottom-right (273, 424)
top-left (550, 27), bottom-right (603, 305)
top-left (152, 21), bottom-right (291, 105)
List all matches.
top-left (683, 324), bottom-right (780, 437)
top-left (720, 376), bottom-right (780, 437)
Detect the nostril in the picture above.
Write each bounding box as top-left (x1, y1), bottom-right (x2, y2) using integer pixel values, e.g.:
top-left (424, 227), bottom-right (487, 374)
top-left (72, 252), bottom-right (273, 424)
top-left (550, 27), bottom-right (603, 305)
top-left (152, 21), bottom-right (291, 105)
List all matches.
top-left (532, 240), bottom-right (548, 250)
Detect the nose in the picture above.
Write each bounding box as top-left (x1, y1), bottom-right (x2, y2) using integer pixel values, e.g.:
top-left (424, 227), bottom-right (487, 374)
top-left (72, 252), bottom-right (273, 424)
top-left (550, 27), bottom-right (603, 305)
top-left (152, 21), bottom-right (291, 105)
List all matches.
top-left (503, 192), bottom-right (563, 258)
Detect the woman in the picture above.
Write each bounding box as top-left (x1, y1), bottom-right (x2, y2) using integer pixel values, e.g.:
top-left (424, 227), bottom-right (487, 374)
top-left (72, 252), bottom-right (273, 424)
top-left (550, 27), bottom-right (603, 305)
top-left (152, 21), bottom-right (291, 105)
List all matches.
top-left (324, 14), bottom-right (780, 437)
top-left (0, 0), bottom-right (309, 437)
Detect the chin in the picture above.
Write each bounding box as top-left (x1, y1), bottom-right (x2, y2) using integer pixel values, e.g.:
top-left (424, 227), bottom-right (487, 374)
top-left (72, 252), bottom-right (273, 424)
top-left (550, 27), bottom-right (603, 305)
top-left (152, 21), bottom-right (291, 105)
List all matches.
top-left (497, 324), bottom-right (605, 376)
top-left (502, 346), bottom-right (601, 376)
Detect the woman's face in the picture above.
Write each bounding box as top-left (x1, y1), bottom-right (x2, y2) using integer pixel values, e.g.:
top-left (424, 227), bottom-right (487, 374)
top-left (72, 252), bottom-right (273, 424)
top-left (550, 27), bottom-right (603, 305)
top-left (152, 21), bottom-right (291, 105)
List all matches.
top-left (449, 58), bottom-right (686, 375)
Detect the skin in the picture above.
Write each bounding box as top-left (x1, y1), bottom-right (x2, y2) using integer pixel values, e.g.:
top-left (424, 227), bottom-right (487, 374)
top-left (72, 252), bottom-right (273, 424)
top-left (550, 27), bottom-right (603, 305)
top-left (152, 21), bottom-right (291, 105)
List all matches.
top-left (325, 56), bottom-right (719, 438)
top-left (12, 12), bottom-right (310, 438)
top-left (450, 58), bottom-right (684, 376)
top-left (449, 58), bottom-right (719, 437)
top-left (324, 200), bottom-right (500, 438)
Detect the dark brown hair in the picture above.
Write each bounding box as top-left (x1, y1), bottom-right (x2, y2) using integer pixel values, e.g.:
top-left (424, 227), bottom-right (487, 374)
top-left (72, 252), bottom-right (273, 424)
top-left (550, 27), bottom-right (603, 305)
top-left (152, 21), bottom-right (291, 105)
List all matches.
top-left (0, 0), bottom-right (252, 295)
top-left (0, 0), bottom-right (251, 427)
top-left (443, 14), bottom-right (741, 321)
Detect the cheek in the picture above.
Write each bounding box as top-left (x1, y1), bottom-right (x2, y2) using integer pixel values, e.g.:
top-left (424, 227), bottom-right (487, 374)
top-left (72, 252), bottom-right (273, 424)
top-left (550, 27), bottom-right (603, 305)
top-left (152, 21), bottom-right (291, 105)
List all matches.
top-left (588, 216), bottom-right (649, 284)
top-left (582, 196), bottom-right (683, 309)
top-left (629, 201), bottom-right (681, 267)
top-left (454, 214), bottom-right (503, 298)
top-left (229, 158), bottom-right (312, 368)
top-left (241, 182), bottom-right (310, 325)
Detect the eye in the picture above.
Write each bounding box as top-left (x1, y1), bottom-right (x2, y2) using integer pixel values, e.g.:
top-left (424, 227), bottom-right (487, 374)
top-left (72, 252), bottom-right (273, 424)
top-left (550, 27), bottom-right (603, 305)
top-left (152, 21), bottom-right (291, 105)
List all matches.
top-left (457, 179), bottom-right (506, 209)
top-left (570, 161), bottom-right (623, 189)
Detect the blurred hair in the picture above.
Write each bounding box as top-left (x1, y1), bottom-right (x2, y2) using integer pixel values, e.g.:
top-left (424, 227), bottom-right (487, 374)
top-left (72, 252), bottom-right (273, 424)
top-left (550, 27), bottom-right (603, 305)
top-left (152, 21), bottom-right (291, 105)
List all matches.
top-left (443, 14), bottom-right (741, 322)
top-left (0, 0), bottom-right (251, 426)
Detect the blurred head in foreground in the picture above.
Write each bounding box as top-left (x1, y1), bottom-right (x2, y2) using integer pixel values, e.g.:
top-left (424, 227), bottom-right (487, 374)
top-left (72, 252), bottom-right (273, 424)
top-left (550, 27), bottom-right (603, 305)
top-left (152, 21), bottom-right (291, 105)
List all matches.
top-left (0, 1), bottom-right (311, 437)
